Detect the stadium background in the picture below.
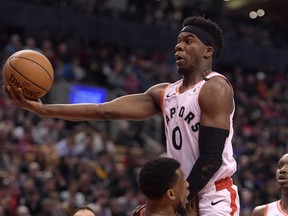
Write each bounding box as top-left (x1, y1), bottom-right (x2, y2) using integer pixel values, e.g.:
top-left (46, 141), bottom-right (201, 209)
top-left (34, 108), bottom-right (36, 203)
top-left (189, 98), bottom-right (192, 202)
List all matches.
top-left (0, 0), bottom-right (287, 215)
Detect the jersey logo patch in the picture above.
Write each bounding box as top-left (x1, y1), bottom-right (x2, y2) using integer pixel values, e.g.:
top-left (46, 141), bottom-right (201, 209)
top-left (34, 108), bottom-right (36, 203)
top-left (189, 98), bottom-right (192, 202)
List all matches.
top-left (211, 199), bottom-right (225, 206)
top-left (166, 93), bottom-right (176, 98)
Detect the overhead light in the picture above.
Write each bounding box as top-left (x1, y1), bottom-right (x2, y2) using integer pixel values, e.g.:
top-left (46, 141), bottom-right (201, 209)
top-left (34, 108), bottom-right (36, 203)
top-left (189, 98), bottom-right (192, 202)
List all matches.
top-left (249, 11), bottom-right (257, 19)
top-left (257, 9), bottom-right (265, 17)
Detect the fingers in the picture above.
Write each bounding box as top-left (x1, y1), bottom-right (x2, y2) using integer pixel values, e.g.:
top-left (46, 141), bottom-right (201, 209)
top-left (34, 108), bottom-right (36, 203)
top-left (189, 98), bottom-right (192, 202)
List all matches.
top-left (185, 196), bottom-right (199, 216)
top-left (190, 197), bottom-right (197, 209)
top-left (3, 85), bottom-right (14, 100)
top-left (17, 88), bottom-right (28, 103)
top-left (3, 85), bottom-right (25, 104)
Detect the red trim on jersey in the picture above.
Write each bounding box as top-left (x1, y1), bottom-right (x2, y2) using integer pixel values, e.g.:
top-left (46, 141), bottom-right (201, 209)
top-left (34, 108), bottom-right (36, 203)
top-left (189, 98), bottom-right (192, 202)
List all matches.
top-left (227, 184), bottom-right (237, 216)
top-left (140, 208), bottom-right (145, 216)
top-left (277, 200), bottom-right (288, 215)
top-left (264, 204), bottom-right (268, 216)
top-left (215, 177), bottom-right (238, 216)
top-left (176, 81), bottom-right (181, 94)
top-left (160, 84), bottom-right (171, 112)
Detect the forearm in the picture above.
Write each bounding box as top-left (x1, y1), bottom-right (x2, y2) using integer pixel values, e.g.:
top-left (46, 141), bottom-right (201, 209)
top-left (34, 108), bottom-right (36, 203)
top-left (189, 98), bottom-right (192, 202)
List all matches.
top-left (187, 155), bottom-right (222, 200)
top-left (6, 84), bottom-right (162, 121)
top-left (35, 93), bottom-right (162, 120)
top-left (36, 103), bottom-right (107, 120)
top-left (187, 126), bottom-right (229, 200)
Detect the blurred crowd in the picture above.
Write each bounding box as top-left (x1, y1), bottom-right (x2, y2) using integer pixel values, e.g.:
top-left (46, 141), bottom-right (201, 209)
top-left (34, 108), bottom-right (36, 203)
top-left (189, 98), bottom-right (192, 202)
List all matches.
top-left (0, 1), bottom-right (288, 216)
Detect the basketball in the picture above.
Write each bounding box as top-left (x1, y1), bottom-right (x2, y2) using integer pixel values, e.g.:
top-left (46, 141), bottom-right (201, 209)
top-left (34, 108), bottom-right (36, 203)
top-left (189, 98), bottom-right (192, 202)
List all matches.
top-left (2, 49), bottom-right (54, 100)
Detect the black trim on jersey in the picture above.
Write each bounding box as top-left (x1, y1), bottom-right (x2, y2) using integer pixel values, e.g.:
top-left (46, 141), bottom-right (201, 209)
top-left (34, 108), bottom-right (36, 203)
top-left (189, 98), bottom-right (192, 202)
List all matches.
top-left (203, 77), bottom-right (209, 81)
top-left (187, 125), bottom-right (229, 201)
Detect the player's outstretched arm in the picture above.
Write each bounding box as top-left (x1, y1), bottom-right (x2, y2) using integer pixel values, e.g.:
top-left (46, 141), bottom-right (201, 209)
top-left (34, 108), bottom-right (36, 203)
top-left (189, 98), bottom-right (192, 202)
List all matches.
top-left (3, 83), bottom-right (168, 121)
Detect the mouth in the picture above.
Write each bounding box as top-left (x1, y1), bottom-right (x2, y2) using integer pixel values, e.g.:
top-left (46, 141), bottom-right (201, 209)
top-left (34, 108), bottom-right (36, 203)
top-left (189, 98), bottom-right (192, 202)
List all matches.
top-left (175, 54), bottom-right (185, 65)
top-left (277, 175), bottom-right (288, 183)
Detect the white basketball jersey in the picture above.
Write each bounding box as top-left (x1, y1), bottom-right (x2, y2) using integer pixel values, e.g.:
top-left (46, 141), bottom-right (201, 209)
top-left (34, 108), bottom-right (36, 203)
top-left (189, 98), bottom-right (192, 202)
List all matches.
top-left (160, 72), bottom-right (237, 183)
top-left (264, 200), bottom-right (288, 216)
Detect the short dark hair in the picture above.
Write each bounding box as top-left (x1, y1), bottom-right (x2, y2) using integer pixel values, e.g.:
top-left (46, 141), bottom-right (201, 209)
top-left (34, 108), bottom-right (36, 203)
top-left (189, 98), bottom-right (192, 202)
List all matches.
top-left (73, 206), bottom-right (96, 216)
top-left (182, 16), bottom-right (224, 58)
top-left (138, 157), bottom-right (181, 200)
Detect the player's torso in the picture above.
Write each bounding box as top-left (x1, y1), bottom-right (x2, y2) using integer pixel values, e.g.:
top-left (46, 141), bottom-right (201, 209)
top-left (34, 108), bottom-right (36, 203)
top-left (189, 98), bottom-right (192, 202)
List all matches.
top-left (161, 72), bottom-right (237, 181)
top-left (162, 78), bottom-right (202, 177)
top-left (265, 201), bottom-right (288, 216)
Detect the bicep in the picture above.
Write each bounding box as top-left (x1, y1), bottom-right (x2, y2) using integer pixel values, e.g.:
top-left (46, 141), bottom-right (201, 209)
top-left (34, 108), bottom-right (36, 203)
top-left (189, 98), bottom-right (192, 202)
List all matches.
top-left (199, 77), bottom-right (234, 129)
top-left (106, 93), bottom-right (161, 120)
top-left (104, 83), bottom-right (167, 120)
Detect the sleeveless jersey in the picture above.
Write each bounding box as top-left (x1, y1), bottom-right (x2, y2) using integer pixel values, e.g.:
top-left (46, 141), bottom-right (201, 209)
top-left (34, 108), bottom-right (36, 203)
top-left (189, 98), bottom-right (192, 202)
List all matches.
top-left (264, 200), bottom-right (288, 216)
top-left (160, 72), bottom-right (237, 183)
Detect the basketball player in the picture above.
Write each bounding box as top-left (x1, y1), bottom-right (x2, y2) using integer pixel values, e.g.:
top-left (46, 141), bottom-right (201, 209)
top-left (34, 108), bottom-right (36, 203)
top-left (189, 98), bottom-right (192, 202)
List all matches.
top-left (4, 15), bottom-right (240, 215)
top-left (72, 206), bottom-right (96, 216)
top-left (252, 153), bottom-right (288, 216)
top-left (130, 157), bottom-right (198, 216)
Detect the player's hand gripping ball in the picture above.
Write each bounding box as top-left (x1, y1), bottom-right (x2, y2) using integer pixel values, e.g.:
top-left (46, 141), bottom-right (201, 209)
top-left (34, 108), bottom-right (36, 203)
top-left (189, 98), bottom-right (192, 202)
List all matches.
top-left (2, 49), bottom-right (54, 100)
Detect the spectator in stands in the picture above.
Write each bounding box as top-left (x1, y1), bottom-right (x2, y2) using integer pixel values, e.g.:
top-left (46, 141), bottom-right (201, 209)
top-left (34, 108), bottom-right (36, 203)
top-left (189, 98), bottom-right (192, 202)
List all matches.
top-left (16, 205), bottom-right (31, 216)
top-left (72, 206), bottom-right (96, 216)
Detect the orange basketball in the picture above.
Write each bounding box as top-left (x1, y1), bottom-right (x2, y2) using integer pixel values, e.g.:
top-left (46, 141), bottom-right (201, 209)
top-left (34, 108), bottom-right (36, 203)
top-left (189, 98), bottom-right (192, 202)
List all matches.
top-left (2, 49), bottom-right (54, 100)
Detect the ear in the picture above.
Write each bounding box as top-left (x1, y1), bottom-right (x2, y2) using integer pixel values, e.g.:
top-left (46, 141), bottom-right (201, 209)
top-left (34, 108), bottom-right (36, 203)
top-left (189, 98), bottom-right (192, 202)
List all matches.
top-left (204, 46), bottom-right (214, 58)
top-left (166, 189), bottom-right (176, 200)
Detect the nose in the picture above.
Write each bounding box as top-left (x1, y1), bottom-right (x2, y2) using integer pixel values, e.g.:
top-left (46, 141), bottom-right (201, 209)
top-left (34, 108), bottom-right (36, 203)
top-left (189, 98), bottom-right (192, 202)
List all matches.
top-left (175, 42), bottom-right (183, 52)
top-left (280, 164), bottom-right (288, 173)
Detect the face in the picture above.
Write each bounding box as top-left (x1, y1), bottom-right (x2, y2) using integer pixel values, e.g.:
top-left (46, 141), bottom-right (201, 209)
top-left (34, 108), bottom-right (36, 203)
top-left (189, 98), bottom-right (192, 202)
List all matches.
top-left (173, 169), bottom-right (190, 215)
top-left (175, 32), bottom-right (209, 75)
top-left (276, 154), bottom-right (288, 189)
top-left (73, 209), bottom-right (95, 216)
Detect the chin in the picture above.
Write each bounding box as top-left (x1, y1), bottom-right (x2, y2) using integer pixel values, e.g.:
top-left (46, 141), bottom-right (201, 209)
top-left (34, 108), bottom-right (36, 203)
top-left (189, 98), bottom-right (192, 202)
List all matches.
top-left (177, 67), bottom-right (190, 76)
top-left (176, 204), bottom-right (187, 216)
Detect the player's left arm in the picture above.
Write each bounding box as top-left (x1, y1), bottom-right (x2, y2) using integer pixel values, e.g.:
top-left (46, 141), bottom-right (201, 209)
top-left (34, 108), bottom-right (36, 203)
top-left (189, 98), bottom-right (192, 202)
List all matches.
top-left (187, 76), bottom-right (234, 200)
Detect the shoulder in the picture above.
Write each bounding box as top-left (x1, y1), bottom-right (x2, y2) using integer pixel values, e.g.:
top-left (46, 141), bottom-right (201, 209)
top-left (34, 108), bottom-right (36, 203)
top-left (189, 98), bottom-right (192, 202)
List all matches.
top-left (198, 74), bottom-right (234, 119)
top-left (145, 82), bottom-right (170, 99)
top-left (147, 82), bottom-right (171, 91)
top-left (202, 75), bottom-right (233, 97)
top-left (199, 75), bottom-right (233, 107)
top-left (252, 204), bottom-right (266, 216)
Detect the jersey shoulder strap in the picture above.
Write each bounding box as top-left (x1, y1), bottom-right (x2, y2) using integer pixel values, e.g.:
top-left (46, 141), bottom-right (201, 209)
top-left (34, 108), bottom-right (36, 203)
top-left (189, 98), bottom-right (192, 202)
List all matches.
top-left (130, 205), bottom-right (146, 216)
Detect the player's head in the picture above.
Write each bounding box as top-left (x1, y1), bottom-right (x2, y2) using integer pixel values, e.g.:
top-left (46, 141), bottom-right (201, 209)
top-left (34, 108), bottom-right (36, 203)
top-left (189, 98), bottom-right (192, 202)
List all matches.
top-left (138, 157), bottom-right (190, 215)
top-left (72, 206), bottom-right (96, 216)
top-left (180, 15), bottom-right (224, 58)
top-left (276, 153), bottom-right (288, 190)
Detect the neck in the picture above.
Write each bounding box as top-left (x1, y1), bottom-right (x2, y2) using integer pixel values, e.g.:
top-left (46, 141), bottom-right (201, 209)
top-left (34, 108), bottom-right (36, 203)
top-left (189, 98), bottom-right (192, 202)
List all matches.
top-left (180, 67), bottom-right (212, 91)
top-left (281, 191), bottom-right (288, 212)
